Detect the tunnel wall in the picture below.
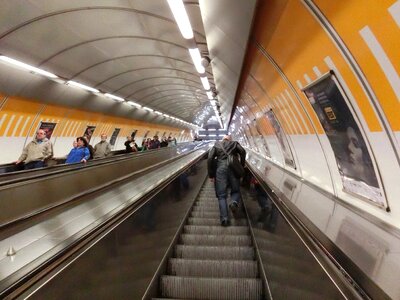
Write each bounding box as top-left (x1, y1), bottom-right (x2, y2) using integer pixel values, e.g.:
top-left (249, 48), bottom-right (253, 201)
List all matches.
top-left (0, 94), bottom-right (190, 164)
top-left (233, 0), bottom-right (400, 227)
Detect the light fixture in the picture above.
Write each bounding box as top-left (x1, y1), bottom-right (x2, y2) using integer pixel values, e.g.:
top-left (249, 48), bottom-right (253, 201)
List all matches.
top-left (105, 93), bottom-right (124, 102)
top-left (67, 80), bottom-right (99, 93)
top-left (154, 110), bottom-right (163, 115)
top-left (127, 101), bottom-right (141, 108)
top-left (200, 76), bottom-right (210, 90)
top-left (142, 106), bottom-right (153, 112)
top-left (167, 0), bottom-right (194, 39)
top-left (206, 91), bottom-right (213, 100)
top-left (188, 48), bottom-right (205, 73)
top-left (0, 55), bottom-right (58, 78)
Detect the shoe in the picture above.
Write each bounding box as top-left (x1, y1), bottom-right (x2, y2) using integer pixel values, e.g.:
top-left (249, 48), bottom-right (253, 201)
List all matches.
top-left (221, 219), bottom-right (229, 227)
top-left (229, 202), bottom-right (238, 214)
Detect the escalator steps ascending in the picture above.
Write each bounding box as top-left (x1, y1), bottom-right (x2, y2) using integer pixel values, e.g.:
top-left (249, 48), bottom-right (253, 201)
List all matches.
top-left (155, 182), bottom-right (263, 300)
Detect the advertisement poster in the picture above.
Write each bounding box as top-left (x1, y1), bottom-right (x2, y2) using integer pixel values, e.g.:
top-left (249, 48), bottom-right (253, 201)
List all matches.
top-left (303, 73), bottom-right (385, 207)
top-left (83, 125), bottom-right (96, 142)
top-left (109, 128), bottom-right (121, 146)
top-left (254, 120), bottom-right (271, 158)
top-left (38, 122), bottom-right (57, 139)
top-left (265, 110), bottom-right (296, 169)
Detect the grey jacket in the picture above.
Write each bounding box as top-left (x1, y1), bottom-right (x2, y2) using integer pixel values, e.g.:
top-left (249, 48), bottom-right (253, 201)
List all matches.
top-left (93, 141), bottom-right (111, 159)
top-left (18, 138), bottom-right (53, 163)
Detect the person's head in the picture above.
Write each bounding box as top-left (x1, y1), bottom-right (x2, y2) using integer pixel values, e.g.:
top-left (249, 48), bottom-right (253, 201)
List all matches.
top-left (154, 135), bottom-right (158, 140)
top-left (100, 133), bottom-right (107, 142)
top-left (72, 140), bottom-right (78, 148)
top-left (222, 135), bottom-right (232, 141)
top-left (76, 137), bottom-right (88, 148)
top-left (126, 136), bottom-right (132, 141)
top-left (347, 127), bottom-right (364, 166)
top-left (36, 129), bottom-right (46, 141)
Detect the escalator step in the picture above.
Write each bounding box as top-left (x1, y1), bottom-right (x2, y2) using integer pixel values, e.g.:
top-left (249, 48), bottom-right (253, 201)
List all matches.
top-left (184, 225), bottom-right (248, 235)
top-left (188, 218), bottom-right (247, 226)
top-left (175, 245), bottom-right (254, 260)
top-left (191, 211), bottom-right (220, 218)
top-left (195, 199), bottom-right (218, 206)
top-left (168, 258), bottom-right (258, 278)
top-left (160, 276), bottom-right (262, 300)
top-left (192, 206), bottom-right (219, 212)
top-left (180, 234), bottom-right (252, 246)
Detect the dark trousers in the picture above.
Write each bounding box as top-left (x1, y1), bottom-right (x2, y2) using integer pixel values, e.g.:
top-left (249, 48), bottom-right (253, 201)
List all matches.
top-left (215, 160), bottom-right (241, 221)
top-left (24, 161), bottom-right (45, 170)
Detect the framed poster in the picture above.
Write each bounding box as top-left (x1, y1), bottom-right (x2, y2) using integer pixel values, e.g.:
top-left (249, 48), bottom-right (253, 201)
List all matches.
top-left (265, 110), bottom-right (296, 169)
top-left (109, 128), bottom-right (121, 146)
top-left (83, 125), bottom-right (96, 142)
top-left (303, 72), bottom-right (386, 207)
top-left (38, 122), bottom-right (57, 139)
top-left (253, 120), bottom-right (271, 158)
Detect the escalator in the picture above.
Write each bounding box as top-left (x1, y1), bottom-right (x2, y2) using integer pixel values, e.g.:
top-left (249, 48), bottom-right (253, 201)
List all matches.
top-left (2, 157), bottom-right (364, 299)
top-left (153, 181), bottom-right (263, 299)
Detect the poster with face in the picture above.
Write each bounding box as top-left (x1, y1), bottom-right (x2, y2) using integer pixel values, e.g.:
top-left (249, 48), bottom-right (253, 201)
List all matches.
top-left (253, 120), bottom-right (271, 158)
top-left (38, 122), bottom-right (57, 139)
top-left (109, 128), bottom-right (121, 146)
top-left (265, 110), bottom-right (296, 169)
top-left (303, 73), bottom-right (385, 207)
top-left (83, 125), bottom-right (96, 142)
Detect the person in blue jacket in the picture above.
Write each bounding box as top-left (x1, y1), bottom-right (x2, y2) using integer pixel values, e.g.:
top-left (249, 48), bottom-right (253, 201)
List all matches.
top-left (65, 137), bottom-right (90, 164)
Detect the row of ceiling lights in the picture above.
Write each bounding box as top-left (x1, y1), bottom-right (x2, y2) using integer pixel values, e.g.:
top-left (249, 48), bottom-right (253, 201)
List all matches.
top-left (0, 55), bottom-right (200, 129)
top-left (167, 0), bottom-right (223, 129)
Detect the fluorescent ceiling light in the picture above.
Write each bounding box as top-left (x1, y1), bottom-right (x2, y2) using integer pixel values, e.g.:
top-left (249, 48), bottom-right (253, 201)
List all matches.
top-left (200, 76), bottom-right (210, 90)
top-left (143, 106), bottom-right (153, 112)
top-left (206, 91), bottom-right (213, 100)
top-left (167, 0), bottom-right (194, 39)
top-left (0, 55), bottom-right (58, 78)
top-left (188, 48), bottom-right (205, 73)
top-left (67, 80), bottom-right (99, 93)
top-left (154, 111), bottom-right (162, 115)
top-left (210, 100), bottom-right (217, 106)
top-left (127, 101), bottom-right (141, 108)
top-left (105, 93), bottom-right (124, 102)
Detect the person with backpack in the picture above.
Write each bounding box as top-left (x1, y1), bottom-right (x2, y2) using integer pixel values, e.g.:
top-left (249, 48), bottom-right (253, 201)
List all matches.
top-left (207, 135), bottom-right (246, 226)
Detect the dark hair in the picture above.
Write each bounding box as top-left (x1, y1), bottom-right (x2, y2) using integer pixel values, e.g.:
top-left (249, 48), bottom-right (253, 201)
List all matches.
top-left (76, 136), bottom-right (88, 147)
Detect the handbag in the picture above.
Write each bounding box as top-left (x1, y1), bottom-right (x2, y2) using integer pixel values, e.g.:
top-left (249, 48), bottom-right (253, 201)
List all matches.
top-left (221, 142), bottom-right (245, 178)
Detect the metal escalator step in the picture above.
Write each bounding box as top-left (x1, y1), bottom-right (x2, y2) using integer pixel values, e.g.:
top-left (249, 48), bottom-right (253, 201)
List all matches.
top-left (160, 276), bottom-right (262, 300)
top-left (168, 258), bottom-right (258, 278)
top-left (175, 245), bottom-right (254, 260)
top-left (184, 225), bottom-right (249, 235)
top-left (192, 206), bottom-right (220, 212)
top-left (180, 234), bottom-right (252, 246)
top-left (195, 200), bottom-right (218, 204)
top-left (193, 203), bottom-right (219, 209)
top-left (188, 217), bottom-right (247, 226)
top-left (191, 211), bottom-right (220, 218)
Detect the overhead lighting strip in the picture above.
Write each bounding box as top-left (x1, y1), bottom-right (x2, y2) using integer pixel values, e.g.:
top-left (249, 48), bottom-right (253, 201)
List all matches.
top-left (166, 0), bottom-right (194, 39)
top-left (67, 80), bottom-right (99, 93)
top-left (0, 55), bottom-right (200, 129)
top-left (0, 55), bottom-right (58, 78)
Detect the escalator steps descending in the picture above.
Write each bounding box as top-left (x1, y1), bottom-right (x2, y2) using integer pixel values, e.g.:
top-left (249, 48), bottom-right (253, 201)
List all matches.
top-left (155, 182), bottom-right (263, 300)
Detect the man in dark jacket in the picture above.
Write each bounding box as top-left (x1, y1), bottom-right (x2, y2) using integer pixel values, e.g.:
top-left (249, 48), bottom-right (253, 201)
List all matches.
top-left (207, 135), bottom-right (246, 226)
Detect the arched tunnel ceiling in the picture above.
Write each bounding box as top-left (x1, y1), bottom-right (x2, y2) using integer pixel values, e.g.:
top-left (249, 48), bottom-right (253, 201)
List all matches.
top-left (0, 0), bottom-right (257, 128)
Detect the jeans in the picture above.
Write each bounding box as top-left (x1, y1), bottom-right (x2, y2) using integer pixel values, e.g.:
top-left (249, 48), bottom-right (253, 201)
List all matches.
top-left (215, 160), bottom-right (241, 221)
top-left (24, 160), bottom-right (45, 170)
